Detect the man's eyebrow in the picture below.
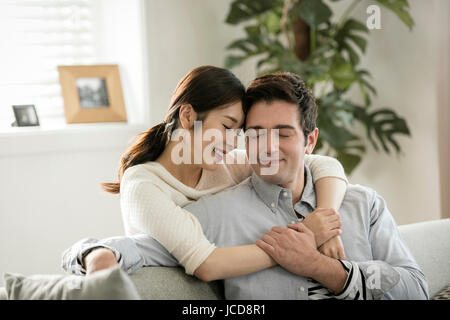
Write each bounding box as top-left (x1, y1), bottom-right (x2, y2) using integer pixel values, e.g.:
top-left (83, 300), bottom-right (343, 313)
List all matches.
top-left (246, 124), bottom-right (296, 130)
top-left (224, 115), bottom-right (238, 123)
top-left (246, 125), bottom-right (264, 130)
top-left (274, 125), bottom-right (296, 130)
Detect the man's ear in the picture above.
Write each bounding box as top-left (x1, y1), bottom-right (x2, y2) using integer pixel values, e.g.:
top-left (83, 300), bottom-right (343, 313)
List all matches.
top-left (305, 128), bottom-right (319, 155)
top-left (179, 104), bottom-right (197, 130)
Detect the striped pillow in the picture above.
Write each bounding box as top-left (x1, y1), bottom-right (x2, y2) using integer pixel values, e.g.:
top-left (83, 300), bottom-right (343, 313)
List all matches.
top-left (432, 285), bottom-right (450, 300)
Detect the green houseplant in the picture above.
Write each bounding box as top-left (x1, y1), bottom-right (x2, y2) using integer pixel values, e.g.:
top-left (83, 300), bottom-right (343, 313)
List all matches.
top-left (224, 0), bottom-right (414, 173)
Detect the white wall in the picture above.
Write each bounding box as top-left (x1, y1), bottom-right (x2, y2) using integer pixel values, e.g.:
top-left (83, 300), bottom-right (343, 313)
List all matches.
top-left (144, 0), bottom-right (257, 125)
top-left (0, 124), bottom-right (147, 286)
top-left (436, 0), bottom-right (450, 219)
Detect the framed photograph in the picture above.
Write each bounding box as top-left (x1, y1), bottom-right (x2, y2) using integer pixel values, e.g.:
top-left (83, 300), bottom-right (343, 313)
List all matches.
top-left (12, 105), bottom-right (40, 127)
top-left (57, 65), bottom-right (127, 124)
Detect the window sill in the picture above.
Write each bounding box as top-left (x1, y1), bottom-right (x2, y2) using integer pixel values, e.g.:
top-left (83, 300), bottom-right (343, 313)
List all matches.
top-left (0, 122), bottom-right (149, 157)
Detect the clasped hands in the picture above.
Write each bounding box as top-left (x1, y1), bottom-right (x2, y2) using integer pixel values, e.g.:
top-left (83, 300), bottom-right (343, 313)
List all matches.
top-left (256, 208), bottom-right (345, 279)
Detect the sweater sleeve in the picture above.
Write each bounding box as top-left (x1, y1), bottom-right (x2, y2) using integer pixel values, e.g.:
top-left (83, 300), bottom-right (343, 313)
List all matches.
top-left (120, 173), bottom-right (216, 275)
top-left (304, 154), bottom-right (348, 184)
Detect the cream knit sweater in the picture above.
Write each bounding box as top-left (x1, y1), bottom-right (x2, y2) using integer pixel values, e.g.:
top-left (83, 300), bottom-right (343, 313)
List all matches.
top-left (120, 150), bottom-right (347, 275)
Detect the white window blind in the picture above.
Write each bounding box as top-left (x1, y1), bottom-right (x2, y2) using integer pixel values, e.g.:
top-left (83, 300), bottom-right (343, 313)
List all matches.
top-left (0, 0), bottom-right (97, 127)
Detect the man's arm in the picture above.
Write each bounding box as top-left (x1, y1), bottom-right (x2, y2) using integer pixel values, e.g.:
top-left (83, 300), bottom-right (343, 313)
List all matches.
top-left (256, 223), bottom-right (348, 294)
top-left (257, 191), bottom-right (429, 299)
top-left (356, 192), bottom-right (428, 299)
top-left (61, 234), bottom-right (179, 275)
top-left (313, 191), bottom-right (429, 300)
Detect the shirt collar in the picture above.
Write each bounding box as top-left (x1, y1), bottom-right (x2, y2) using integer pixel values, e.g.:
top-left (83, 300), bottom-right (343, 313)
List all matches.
top-left (250, 171), bottom-right (283, 212)
top-left (300, 164), bottom-right (316, 209)
top-left (250, 164), bottom-right (316, 211)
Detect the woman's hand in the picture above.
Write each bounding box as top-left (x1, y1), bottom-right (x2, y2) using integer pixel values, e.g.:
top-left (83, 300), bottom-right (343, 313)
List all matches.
top-left (83, 248), bottom-right (118, 275)
top-left (318, 235), bottom-right (346, 260)
top-left (291, 208), bottom-right (341, 247)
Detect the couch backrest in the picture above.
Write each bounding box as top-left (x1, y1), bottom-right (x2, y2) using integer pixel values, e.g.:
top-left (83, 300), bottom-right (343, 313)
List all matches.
top-left (398, 218), bottom-right (450, 298)
top-left (130, 266), bottom-right (224, 300)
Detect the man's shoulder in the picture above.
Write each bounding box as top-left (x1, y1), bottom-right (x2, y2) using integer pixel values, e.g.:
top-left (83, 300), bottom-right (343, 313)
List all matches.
top-left (343, 183), bottom-right (379, 208)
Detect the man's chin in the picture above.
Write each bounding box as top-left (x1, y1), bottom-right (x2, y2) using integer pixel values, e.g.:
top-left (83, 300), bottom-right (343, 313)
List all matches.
top-left (256, 169), bottom-right (287, 185)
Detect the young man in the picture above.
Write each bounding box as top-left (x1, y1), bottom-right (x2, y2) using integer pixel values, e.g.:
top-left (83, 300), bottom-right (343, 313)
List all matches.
top-left (63, 72), bottom-right (428, 299)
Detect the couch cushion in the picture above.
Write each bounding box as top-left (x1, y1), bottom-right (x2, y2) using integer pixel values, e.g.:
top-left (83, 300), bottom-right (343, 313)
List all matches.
top-left (3, 265), bottom-right (141, 300)
top-left (398, 218), bottom-right (450, 298)
top-left (0, 287), bottom-right (7, 300)
top-left (129, 267), bottom-right (224, 300)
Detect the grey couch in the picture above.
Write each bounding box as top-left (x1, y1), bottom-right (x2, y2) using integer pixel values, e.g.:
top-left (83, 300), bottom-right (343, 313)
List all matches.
top-left (1, 219), bottom-right (449, 300)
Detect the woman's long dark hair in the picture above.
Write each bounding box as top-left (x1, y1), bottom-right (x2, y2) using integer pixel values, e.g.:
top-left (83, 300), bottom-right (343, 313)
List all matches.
top-left (101, 65), bottom-right (245, 194)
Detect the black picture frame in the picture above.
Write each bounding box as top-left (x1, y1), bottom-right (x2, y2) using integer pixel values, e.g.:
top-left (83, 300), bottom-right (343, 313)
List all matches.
top-left (12, 105), bottom-right (40, 127)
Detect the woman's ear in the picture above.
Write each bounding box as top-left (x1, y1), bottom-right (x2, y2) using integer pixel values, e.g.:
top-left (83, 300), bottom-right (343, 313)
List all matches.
top-left (305, 128), bottom-right (319, 155)
top-left (179, 104), bottom-right (197, 130)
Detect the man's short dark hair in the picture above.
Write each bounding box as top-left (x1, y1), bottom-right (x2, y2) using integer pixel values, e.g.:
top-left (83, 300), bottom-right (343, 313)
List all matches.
top-left (244, 72), bottom-right (318, 139)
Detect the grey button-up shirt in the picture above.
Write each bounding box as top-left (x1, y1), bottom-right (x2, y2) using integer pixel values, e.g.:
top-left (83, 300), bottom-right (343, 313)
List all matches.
top-left (62, 165), bottom-right (429, 300)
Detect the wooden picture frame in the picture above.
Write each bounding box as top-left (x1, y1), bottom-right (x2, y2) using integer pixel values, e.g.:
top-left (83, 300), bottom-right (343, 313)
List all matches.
top-left (57, 65), bottom-right (127, 124)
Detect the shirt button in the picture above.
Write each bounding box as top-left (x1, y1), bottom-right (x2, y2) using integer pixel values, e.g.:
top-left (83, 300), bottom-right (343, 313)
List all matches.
top-left (271, 203), bottom-right (275, 208)
top-left (300, 287), bottom-right (305, 292)
top-left (283, 191), bottom-right (288, 197)
top-left (291, 220), bottom-right (296, 224)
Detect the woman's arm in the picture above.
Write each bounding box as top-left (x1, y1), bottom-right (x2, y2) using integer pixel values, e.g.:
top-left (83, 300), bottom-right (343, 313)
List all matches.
top-left (305, 154), bottom-right (348, 259)
top-left (194, 245), bottom-right (276, 282)
top-left (304, 154), bottom-right (348, 210)
top-left (315, 177), bottom-right (347, 210)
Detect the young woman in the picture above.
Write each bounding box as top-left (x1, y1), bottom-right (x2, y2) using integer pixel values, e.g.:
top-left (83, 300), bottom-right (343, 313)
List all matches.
top-left (74, 66), bottom-right (347, 281)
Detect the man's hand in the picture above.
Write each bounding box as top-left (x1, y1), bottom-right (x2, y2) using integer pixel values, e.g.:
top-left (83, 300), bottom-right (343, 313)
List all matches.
top-left (299, 208), bottom-right (342, 247)
top-left (319, 235), bottom-right (346, 260)
top-left (83, 248), bottom-right (118, 275)
top-left (256, 223), bottom-right (321, 278)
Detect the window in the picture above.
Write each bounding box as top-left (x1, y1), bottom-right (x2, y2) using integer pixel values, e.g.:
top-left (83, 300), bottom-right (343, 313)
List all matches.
top-left (0, 0), bottom-right (99, 128)
top-left (0, 0), bottom-right (148, 129)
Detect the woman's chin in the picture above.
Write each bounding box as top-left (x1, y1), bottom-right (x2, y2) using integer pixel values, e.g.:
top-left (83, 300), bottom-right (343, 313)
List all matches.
top-left (201, 160), bottom-right (221, 171)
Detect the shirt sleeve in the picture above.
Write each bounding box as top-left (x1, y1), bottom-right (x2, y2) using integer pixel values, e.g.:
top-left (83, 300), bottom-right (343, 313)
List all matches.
top-left (121, 177), bottom-right (216, 275)
top-left (61, 234), bottom-right (180, 276)
top-left (304, 154), bottom-right (348, 184)
top-left (61, 237), bottom-right (124, 276)
top-left (335, 192), bottom-right (429, 300)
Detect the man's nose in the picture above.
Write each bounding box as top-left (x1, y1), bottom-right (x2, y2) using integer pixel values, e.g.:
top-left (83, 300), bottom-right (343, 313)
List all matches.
top-left (261, 130), bottom-right (279, 155)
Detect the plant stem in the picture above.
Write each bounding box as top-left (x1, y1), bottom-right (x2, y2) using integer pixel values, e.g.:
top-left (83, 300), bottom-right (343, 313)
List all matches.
top-left (310, 28), bottom-right (316, 53)
top-left (337, 0), bottom-right (360, 29)
top-left (330, 0), bottom-right (360, 38)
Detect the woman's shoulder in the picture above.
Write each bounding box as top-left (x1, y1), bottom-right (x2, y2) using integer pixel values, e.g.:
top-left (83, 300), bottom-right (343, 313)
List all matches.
top-left (121, 162), bottom-right (167, 188)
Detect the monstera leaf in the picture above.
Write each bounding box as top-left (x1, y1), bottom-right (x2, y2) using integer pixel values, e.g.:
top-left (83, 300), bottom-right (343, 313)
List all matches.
top-left (226, 0), bottom-right (283, 25)
top-left (298, 0), bottom-right (332, 28)
top-left (375, 0), bottom-right (414, 30)
top-left (356, 107), bottom-right (411, 154)
top-left (335, 19), bottom-right (369, 65)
